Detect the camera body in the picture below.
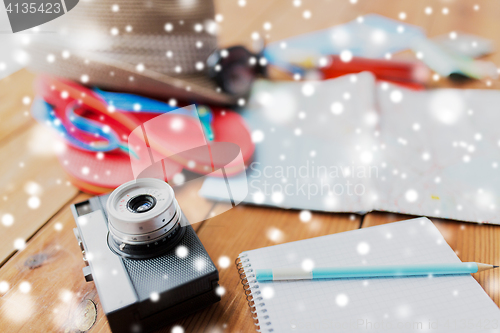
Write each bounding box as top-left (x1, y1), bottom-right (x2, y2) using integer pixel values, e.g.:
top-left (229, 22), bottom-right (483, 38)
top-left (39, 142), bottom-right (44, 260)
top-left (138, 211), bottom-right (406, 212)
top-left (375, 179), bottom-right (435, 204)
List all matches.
top-left (71, 179), bottom-right (220, 333)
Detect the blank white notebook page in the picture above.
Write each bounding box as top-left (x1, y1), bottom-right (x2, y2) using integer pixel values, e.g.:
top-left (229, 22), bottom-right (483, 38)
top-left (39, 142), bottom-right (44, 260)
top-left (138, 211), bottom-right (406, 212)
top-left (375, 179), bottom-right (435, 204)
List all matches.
top-left (240, 218), bottom-right (500, 332)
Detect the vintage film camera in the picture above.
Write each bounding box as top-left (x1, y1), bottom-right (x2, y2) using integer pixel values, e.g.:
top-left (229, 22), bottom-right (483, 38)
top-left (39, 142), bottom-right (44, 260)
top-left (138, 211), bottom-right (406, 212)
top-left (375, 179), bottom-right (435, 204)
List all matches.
top-left (71, 178), bottom-right (220, 332)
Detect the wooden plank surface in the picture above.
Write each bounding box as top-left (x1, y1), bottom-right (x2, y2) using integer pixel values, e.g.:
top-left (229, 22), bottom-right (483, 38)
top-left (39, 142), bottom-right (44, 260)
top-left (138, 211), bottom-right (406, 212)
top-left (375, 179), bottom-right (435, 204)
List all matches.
top-left (0, 193), bottom-right (106, 333)
top-left (0, 70), bottom-right (35, 143)
top-left (1, 0), bottom-right (500, 332)
top-left (0, 123), bottom-right (79, 265)
top-left (362, 212), bottom-right (500, 307)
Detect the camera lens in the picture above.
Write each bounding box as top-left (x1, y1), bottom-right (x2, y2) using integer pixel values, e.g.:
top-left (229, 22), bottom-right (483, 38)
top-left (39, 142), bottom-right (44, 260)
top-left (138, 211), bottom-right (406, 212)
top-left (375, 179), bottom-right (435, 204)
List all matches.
top-left (106, 178), bottom-right (185, 259)
top-left (127, 194), bottom-right (156, 213)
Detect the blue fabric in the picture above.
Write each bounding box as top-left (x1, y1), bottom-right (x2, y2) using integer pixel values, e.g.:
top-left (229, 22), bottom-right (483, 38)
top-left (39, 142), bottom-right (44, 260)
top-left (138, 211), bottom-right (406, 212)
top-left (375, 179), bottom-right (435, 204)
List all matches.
top-left (93, 89), bottom-right (178, 113)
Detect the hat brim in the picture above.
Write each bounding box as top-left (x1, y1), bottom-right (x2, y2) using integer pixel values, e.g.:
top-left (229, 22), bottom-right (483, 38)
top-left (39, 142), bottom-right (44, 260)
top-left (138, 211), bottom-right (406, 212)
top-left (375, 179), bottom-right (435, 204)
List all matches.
top-left (27, 42), bottom-right (236, 106)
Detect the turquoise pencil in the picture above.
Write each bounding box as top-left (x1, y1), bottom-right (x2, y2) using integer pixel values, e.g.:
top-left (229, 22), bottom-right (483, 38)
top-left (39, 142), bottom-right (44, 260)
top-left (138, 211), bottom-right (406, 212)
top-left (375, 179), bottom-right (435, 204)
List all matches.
top-left (255, 262), bottom-right (498, 282)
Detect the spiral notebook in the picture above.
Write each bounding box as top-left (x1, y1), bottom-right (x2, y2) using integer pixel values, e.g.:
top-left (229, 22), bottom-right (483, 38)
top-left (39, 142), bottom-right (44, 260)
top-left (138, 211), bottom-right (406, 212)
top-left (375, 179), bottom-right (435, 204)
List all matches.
top-left (237, 218), bottom-right (500, 332)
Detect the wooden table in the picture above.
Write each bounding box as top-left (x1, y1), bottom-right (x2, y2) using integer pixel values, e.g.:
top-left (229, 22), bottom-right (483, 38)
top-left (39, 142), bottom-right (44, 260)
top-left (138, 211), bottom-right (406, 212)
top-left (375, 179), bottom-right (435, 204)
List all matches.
top-left (1, 0), bottom-right (499, 332)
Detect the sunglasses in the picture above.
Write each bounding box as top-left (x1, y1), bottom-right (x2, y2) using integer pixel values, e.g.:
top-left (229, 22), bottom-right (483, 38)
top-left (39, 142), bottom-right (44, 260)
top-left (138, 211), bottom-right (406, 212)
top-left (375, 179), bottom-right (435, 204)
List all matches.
top-left (207, 46), bottom-right (268, 98)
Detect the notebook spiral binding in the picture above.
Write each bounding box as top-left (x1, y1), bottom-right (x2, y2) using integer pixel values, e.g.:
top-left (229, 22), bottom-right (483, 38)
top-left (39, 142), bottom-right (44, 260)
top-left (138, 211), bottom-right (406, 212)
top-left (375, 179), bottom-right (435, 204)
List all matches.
top-left (236, 254), bottom-right (273, 332)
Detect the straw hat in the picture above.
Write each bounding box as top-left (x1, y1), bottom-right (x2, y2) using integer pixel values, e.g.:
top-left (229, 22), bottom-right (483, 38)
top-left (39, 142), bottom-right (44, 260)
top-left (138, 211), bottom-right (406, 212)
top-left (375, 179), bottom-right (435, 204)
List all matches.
top-left (25, 0), bottom-right (234, 105)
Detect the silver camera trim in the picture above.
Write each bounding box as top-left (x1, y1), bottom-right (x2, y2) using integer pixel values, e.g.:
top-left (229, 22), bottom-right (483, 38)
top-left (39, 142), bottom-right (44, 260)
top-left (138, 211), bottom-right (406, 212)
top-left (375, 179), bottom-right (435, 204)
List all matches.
top-left (74, 209), bottom-right (138, 314)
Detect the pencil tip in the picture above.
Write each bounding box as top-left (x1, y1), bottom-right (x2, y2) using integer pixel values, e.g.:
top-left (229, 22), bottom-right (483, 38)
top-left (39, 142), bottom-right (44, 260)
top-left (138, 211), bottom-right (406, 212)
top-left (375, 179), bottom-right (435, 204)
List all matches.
top-left (494, 266), bottom-right (499, 268)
